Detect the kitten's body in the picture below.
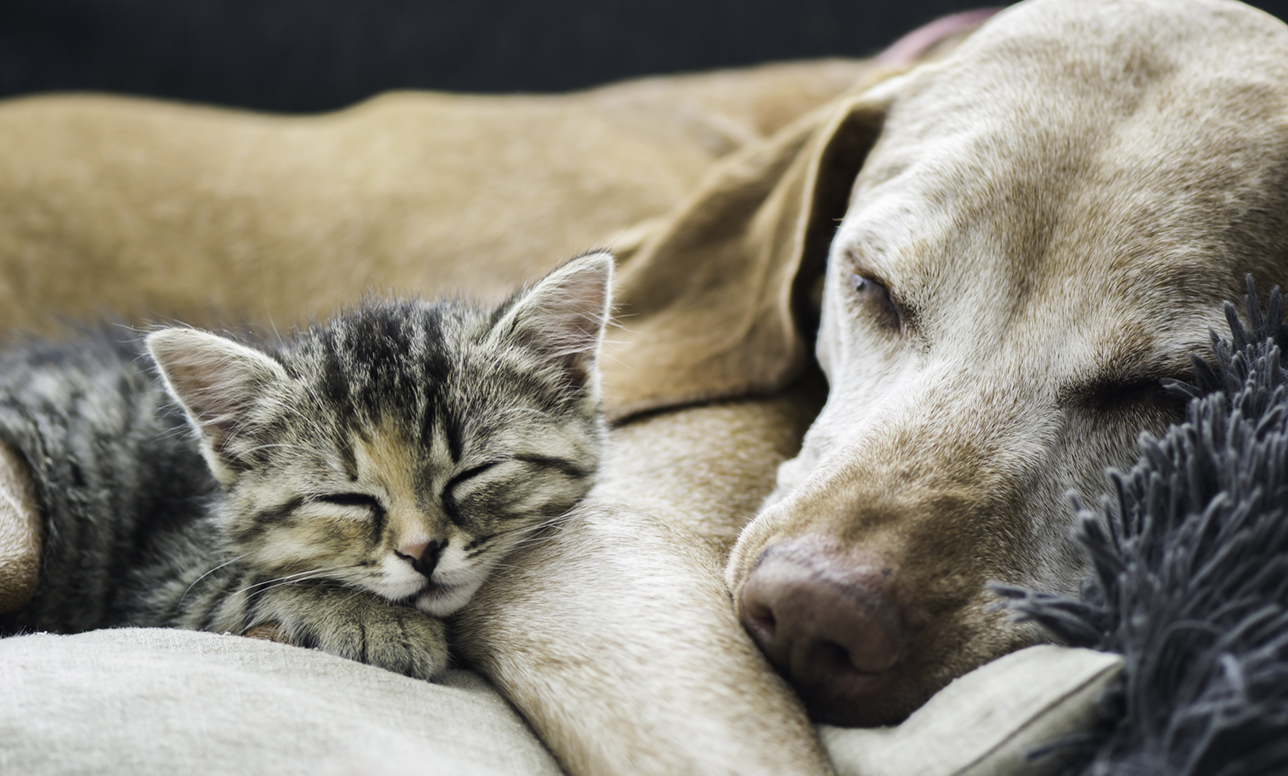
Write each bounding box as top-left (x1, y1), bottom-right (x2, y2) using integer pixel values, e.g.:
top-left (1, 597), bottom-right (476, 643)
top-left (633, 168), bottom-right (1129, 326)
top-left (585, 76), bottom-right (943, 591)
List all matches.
top-left (0, 331), bottom-right (215, 634)
top-left (0, 254), bottom-right (612, 679)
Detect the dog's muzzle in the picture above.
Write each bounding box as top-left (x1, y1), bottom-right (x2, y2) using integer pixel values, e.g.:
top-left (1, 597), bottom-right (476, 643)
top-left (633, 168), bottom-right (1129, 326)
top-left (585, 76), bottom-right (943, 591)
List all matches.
top-left (738, 537), bottom-right (911, 726)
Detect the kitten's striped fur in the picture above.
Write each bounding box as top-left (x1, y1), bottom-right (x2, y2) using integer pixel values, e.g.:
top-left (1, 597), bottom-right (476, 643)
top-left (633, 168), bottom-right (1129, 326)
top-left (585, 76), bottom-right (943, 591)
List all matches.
top-left (0, 253), bottom-right (612, 680)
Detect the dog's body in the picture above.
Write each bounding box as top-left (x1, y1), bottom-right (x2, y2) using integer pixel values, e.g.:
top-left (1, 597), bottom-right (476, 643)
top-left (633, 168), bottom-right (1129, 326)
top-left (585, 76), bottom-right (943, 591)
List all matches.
top-left (0, 59), bottom-right (868, 335)
top-left (4, 1), bottom-right (1288, 774)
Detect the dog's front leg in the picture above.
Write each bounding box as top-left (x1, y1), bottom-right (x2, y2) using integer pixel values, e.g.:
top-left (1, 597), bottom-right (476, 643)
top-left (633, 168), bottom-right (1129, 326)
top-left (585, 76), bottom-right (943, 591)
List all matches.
top-left (455, 388), bottom-right (829, 776)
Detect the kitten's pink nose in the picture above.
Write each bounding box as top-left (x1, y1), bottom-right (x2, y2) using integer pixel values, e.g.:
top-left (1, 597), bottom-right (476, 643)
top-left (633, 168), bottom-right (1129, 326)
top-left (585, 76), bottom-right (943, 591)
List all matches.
top-left (396, 539), bottom-right (444, 579)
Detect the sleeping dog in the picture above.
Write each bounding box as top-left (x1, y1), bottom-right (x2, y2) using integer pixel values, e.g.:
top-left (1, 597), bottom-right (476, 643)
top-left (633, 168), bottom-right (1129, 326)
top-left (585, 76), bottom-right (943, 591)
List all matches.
top-left (727, 0), bottom-right (1288, 727)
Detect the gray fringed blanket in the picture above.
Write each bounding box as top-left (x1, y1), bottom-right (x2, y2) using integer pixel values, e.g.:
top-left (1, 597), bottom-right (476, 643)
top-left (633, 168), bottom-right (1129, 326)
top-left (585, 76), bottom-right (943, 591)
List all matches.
top-left (1002, 280), bottom-right (1288, 775)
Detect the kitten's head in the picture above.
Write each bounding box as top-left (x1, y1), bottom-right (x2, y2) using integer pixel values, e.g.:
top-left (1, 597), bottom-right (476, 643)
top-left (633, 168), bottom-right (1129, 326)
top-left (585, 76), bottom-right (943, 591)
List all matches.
top-left (147, 252), bottom-right (612, 616)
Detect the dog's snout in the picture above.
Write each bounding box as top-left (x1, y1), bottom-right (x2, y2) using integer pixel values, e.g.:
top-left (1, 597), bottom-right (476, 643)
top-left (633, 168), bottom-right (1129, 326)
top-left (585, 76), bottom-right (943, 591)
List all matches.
top-left (738, 543), bottom-right (909, 724)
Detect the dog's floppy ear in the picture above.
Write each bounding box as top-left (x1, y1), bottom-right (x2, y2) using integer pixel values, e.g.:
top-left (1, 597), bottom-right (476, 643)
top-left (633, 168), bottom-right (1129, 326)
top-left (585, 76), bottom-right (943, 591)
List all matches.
top-left (599, 89), bottom-right (894, 421)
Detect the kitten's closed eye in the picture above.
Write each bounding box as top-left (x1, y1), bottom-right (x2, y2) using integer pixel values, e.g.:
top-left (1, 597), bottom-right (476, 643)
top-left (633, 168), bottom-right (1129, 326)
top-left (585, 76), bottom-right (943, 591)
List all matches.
top-left (313, 493), bottom-right (386, 521)
top-left (447, 457), bottom-right (584, 502)
top-left (446, 456), bottom-right (592, 524)
top-left (445, 462), bottom-right (499, 494)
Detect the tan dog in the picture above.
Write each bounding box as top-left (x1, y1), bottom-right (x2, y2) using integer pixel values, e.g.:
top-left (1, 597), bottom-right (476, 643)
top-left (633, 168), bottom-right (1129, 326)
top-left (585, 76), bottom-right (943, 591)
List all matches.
top-left (718, 0), bottom-right (1288, 728)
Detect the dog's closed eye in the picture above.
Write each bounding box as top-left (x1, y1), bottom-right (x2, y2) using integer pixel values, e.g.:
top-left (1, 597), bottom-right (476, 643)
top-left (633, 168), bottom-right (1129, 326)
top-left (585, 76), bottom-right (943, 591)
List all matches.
top-left (1071, 376), bottom-right (1190, 421)
top-left (847, 273), bottom-right (903, 331)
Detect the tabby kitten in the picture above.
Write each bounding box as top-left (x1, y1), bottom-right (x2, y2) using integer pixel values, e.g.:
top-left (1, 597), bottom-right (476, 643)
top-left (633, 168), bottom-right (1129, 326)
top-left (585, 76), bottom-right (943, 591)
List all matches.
top-left (0, 253), bottom-right (612, 680)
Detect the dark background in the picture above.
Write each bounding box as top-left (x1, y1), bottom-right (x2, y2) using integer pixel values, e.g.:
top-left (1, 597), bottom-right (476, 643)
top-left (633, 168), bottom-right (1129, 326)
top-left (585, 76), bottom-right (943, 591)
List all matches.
top-left (2, 0), bottom-right (1287, 113)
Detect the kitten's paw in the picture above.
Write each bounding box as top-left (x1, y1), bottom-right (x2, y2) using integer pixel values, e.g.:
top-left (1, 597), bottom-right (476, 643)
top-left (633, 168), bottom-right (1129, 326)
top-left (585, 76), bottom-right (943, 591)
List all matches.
top-left (345, 605), bottom-right (450, 682)
top-left (251, 585), bottom-right (450, 681)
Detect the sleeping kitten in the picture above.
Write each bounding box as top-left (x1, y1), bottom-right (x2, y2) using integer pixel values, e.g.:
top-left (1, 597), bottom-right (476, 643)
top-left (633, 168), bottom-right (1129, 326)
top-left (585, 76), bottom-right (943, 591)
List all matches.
top-left (0, 253), bottom-right (612, 680)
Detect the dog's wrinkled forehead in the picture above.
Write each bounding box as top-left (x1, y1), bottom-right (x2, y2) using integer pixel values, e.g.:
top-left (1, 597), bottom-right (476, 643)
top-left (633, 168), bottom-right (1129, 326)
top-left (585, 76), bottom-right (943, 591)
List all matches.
top-left (839, 0), bottom-right (1288, 326)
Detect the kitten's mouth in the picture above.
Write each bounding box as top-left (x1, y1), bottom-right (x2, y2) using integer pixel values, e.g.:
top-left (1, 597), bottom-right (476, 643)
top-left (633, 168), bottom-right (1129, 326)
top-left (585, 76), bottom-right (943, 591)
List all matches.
top-left (417, 583), bottom-right (456, 600)
top-left (407, 580), bottom-right (476, 617)
top-left (394, 584), bottom-right (445, 605)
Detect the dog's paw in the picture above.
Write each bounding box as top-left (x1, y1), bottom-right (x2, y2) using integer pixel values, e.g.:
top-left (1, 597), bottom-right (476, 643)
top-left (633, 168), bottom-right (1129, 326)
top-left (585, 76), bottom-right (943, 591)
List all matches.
top-left (248, 583), bottom-right (450, 681)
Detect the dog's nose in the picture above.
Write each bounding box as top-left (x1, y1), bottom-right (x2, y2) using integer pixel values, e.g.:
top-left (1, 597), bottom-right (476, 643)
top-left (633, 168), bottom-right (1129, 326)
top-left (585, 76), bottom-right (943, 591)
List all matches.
top-left (396, 539), bottom-right (444, 579)
top-left (738, 545), bottom-right (909, 724)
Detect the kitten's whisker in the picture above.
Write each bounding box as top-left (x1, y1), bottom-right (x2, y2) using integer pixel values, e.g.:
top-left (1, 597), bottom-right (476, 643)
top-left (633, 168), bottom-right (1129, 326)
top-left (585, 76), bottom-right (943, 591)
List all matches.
top-left (177, 552), bottom-right (250, 607)
top-left (237, 564), bottom-right (361, 598)
top-left (239, 571), bottom-right (331, 595)
top-left (492, 521), bottom-right (573, 554)
top-left (241, 573), bottom-right (339, 600)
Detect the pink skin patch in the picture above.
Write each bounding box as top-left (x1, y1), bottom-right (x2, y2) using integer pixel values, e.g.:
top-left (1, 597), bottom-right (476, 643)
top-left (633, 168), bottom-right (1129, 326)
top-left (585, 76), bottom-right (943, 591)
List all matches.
top-left (875, 8), bottom-right (1005, 66)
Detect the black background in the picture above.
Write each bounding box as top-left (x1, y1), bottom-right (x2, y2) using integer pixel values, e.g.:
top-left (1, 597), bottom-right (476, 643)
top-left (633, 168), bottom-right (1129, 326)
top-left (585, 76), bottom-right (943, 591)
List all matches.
top-left (2, 0), bottom-right (1286, 113)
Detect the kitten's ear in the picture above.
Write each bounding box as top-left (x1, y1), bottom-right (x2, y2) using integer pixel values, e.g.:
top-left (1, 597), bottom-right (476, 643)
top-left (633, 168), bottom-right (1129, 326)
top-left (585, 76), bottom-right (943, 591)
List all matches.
top-left (492, 251), bottom-right (613, 394)
top-left (147, 328), bottom-right (289, 484)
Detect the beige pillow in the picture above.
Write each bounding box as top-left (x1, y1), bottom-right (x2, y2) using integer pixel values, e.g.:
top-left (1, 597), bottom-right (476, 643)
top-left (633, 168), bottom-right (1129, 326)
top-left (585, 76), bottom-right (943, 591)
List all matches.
top-left (0, 628), bottom-right (562, 776)
top-left (0, 630), bottom-right (1117, 776)
top-left (822, 645), bottom-right (1122, 776)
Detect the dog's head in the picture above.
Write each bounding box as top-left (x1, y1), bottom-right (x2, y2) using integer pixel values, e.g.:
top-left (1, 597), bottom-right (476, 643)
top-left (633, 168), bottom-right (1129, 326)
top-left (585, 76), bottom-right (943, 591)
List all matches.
top-left (605, 0), bottom-right (1288, 727)
top-left (731, 0), bottom-right (1288, 725)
